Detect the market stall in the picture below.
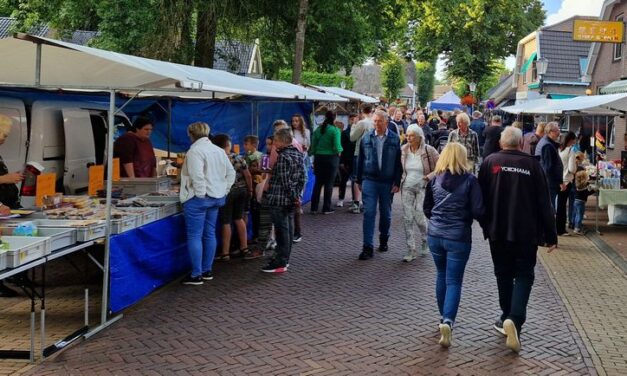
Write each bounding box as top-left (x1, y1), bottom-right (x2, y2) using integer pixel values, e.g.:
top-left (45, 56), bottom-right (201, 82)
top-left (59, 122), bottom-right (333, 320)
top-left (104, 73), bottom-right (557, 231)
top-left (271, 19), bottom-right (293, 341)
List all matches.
top-left (0, 33), bottom-right (347, 361)
top-left (501, 93), bottom-right (627, 231)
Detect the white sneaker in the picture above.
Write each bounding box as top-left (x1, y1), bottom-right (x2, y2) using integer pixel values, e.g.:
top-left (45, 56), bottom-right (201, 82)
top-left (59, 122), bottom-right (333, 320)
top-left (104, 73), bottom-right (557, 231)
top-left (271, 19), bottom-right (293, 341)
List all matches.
top-left (503, 319), bottom-right (521, 353)
top-left (402, 253), bottom-right (416, 262)
top-left (419, 241), bottom-right (429, 256)
top-left (336, 200), bottom-right (344, 207)
top-left (573, 228), bottom-right (582, 235)
top-left (438, 323), bottom-right (452, 348)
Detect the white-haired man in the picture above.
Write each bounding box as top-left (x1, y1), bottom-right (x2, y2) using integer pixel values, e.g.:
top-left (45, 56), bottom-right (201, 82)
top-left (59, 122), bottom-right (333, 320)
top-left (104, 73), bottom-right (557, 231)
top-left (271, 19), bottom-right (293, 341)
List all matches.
top-left (478, 126), bottom-right (557, 353)
top-left (356, 110), bottom-right (402, 260)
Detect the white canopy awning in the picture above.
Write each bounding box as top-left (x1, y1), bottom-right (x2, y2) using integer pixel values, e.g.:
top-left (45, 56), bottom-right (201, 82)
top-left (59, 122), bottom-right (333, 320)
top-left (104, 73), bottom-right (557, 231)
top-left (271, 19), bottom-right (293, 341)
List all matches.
top-left (0, 34), bottom-right (347, 102)
top-left (313, 85), bottom-right (379, 103)
top-left (501, 93), bottom-right (627, 115)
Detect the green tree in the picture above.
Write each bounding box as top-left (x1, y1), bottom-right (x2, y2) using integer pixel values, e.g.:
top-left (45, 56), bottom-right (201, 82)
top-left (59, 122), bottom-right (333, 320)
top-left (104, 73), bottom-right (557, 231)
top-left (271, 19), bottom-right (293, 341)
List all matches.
top-left (416, 58), bottom-right (437, 105)
top-left (450, 60), bottom-right (509, 100)
top-left (381, 54), bottom-right (405, 101)
top-left (409, 0), bottom-right (544, 92)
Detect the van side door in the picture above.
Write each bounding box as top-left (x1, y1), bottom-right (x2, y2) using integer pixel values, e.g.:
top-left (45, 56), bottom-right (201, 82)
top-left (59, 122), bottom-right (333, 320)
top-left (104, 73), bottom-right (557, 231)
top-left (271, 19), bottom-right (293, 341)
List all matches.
top-left (0, 101), bottom-right (28, 174)
top-left (62, 109), bottom-right (96, 194)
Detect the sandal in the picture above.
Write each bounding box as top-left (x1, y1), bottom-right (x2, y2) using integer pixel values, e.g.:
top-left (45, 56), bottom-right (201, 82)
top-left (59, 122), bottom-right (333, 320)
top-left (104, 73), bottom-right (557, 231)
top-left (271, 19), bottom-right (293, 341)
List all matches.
top-left (242, 248), bottom-right (263, 260)
top-left (215, 253), bottom-right (230, 262)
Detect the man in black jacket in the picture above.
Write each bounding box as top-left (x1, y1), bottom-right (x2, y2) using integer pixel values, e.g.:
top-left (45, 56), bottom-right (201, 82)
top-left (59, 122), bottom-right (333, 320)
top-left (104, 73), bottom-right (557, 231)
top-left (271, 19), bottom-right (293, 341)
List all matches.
top-left (478, 126), bottom-right (557, 353)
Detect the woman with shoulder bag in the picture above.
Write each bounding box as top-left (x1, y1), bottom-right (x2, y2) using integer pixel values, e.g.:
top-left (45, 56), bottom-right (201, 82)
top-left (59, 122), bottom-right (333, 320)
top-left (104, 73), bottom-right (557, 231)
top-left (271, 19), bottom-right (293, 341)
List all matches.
top-left (401, 124), bottom-right (439, 262)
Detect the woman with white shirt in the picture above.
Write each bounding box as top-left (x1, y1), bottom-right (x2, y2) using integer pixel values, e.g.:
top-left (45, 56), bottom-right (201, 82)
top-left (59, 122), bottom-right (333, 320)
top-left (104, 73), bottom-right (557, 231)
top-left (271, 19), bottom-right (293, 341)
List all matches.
top-left (179, 122), bottom-right (235, 285)
top-left (291, 114), bottom-right (311, 151)
top-left (556, 131), bottom-right (577, 236)
top-left (401, 124), bottom-right (439, 262)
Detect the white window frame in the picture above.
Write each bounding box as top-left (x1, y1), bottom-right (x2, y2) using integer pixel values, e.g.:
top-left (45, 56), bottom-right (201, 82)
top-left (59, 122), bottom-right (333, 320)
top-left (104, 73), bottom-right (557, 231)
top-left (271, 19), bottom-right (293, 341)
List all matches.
top-left (614, 14), bottom-right (624, 61)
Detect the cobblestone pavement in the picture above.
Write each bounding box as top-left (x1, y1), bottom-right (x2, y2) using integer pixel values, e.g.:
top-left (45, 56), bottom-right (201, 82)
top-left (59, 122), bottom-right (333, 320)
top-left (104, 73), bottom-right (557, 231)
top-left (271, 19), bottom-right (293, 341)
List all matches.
top-left (539, 234), bottom-right (627, 376)
top-left (10, 191), bottom-right (620, 375)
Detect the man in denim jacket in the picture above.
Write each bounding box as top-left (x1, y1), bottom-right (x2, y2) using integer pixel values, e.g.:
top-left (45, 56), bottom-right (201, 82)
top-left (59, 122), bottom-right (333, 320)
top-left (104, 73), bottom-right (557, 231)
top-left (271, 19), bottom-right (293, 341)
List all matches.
top-left (356, 110), bottom-right (402, 260)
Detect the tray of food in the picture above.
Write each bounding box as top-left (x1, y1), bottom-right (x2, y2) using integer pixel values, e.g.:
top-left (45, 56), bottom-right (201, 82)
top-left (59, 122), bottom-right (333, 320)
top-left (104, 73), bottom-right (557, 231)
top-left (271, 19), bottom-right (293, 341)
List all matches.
top-left (0, 236), bottom-right (52, 268)
top-left (0, 227), bottom-right (77, 251)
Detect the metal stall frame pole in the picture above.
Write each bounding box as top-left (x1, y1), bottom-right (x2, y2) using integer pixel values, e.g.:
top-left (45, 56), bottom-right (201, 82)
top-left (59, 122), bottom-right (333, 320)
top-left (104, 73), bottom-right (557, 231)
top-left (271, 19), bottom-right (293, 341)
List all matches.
top-left (167, 98), bottom-right (172, 159)
top-left (85, 90), bottom-right (123, 338)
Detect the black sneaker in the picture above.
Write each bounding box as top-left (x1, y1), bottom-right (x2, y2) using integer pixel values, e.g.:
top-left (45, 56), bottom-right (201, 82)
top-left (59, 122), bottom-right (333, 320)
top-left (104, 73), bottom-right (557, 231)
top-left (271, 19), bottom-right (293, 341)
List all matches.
top-left (293, 235), bottom-right (303, 243)
top-left (181, 275), bottom-right (203, 285)
top-left (493, 319), bottom-right (506, 336)
top-left (358, 246), bottom-right (374, 260)
top-left (377, 244), bottom-right (389, 253)
top-left (201, 272), bottom-right (213, 281)
top-left (261, 261), bottom-right (288, 273)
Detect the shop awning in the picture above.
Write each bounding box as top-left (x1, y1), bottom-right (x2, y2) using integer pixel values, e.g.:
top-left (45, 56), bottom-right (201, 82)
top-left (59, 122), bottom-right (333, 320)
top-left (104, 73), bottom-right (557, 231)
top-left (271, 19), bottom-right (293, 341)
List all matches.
top-left (520, 52), bottom-right (537, 74)
top-left (547, 93), bottom-right (578, 100)
top-left (600, 79), bottom-right (627, 94)
top-left (0, 34), bottom-right (347, 102)
top-left (313, 85), bottom-right (379, 103)
top-left (501, 92), bottom-right (627, 115)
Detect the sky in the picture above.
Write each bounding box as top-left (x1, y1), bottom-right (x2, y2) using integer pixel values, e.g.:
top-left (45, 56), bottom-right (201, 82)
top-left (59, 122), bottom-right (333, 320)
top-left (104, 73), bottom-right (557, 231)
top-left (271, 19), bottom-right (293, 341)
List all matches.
top-left (435, 0), bottom-right (606, 80)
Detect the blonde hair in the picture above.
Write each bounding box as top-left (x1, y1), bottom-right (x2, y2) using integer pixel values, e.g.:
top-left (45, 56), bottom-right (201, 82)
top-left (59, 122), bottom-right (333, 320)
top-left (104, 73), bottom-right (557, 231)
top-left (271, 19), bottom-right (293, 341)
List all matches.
top-left (0, 114), bottom-right (12, 136)
top-left (187, 121), bottom-right (210, 141)
top-left (575, 170), bottom-right (589, 190)
top-left (512, 121), bottom-right (523, 130)
top-left (433, 142), bottom-right (469, 175)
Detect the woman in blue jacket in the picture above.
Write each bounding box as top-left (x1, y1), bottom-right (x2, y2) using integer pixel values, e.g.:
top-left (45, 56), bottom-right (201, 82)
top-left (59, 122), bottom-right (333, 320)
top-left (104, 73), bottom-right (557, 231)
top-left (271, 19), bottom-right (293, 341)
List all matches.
top-left (423, 142), bottom-right (485, 348)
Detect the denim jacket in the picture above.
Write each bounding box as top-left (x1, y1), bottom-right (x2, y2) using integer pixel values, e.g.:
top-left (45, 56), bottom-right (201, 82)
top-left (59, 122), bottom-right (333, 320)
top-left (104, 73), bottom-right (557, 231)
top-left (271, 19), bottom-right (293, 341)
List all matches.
top-left (356, 130), bottom-right (402, 186)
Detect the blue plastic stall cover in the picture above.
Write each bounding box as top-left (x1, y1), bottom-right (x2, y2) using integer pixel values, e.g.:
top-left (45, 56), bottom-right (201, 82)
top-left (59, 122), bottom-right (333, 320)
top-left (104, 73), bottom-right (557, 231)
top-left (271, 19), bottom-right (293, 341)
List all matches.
top-left (109, 214), bottom-right (189, 313)
top-left (0, 88), bottom-right (314, 154)
top-left (148, 100), bottom-right (314, 153)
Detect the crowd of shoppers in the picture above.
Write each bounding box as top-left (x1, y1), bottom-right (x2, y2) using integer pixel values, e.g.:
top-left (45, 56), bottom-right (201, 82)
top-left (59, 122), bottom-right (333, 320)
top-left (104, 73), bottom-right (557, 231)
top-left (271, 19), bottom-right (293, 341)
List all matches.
top-left (173, 105), bottom-right (572, 355)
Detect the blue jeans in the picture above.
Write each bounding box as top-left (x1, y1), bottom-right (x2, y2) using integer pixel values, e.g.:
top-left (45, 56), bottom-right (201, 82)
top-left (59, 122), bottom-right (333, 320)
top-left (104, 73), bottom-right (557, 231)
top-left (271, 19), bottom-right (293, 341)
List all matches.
top-left (362, 180), bottom-right (393, 247)
top-left (489, 241), bottom-right (537, 333)
top-left (427, 236), bottom-right (472, 325)
top-left (183, 195), bottom-right (225, 277)
top-left (573, 199), bottom-right (586, 229)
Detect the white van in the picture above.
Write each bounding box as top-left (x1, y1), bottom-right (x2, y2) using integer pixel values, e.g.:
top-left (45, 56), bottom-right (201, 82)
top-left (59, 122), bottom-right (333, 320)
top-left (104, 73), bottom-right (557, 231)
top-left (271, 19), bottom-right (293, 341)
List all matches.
top-left (0, 97), bottom-right (131, 195)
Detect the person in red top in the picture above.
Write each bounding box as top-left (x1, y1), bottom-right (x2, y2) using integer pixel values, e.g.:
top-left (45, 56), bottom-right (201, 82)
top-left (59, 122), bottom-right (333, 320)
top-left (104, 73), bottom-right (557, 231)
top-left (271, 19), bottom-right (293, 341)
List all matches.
top-left (113, 116), bottom-right (157, 178)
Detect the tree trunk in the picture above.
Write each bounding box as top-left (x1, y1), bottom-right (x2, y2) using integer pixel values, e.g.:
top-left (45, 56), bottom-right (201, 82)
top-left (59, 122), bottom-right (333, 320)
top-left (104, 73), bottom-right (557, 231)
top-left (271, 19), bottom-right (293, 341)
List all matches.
top-left (292, 0), bottom-right (309, 84)
top-left (195, 6), bottom-right (218, 68)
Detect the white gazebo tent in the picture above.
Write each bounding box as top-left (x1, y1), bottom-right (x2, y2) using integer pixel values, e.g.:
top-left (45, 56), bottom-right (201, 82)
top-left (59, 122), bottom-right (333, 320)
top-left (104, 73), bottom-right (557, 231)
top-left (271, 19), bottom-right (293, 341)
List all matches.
top-left (312, 85), bottom-right (380, 104)
top-left (0, 33), bottom-right (348, 351)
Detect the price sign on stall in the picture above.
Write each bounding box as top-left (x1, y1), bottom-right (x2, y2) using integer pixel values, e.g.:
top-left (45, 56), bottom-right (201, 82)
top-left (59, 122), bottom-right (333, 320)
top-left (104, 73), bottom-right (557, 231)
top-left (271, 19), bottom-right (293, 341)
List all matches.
top-left (88, 165), bottom-right (105, 196)
top-left (112, 158), bottom-right (121, 182)
top-left (35, 173), bottom-right (56, 207)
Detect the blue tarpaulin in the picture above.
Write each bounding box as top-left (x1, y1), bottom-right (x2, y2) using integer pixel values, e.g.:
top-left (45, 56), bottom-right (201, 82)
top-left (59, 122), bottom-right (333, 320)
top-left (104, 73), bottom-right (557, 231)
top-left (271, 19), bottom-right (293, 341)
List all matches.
top-left (109, 214), bottom-right (189, 313)
top-left (0, 89), bottom-right (314, 153)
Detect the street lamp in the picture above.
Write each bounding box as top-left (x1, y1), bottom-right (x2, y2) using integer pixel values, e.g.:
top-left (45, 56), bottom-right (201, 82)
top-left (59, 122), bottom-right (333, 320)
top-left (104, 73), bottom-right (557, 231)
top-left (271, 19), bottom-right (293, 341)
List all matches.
top-left (469, 82), bottom-right (477, 112)
top-left (536, 57), bottom-right (549, 95)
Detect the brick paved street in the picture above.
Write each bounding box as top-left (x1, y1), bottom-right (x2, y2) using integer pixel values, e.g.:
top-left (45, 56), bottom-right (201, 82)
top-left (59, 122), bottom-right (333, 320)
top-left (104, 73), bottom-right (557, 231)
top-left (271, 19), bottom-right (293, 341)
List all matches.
top-left (10, 191), bottom-right (607, 376)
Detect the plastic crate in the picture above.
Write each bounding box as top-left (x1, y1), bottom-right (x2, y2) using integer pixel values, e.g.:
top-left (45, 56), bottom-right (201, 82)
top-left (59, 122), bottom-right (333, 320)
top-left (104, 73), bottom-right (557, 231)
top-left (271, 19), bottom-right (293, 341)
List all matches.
top-left (0, 227), bottom-right (77, 251)
top-left (29, 220), bottom-right (106, 242)
top-left (110, 215), bottom-right (140, 234)
top-left (1, 236), bottom-right (52, 268)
